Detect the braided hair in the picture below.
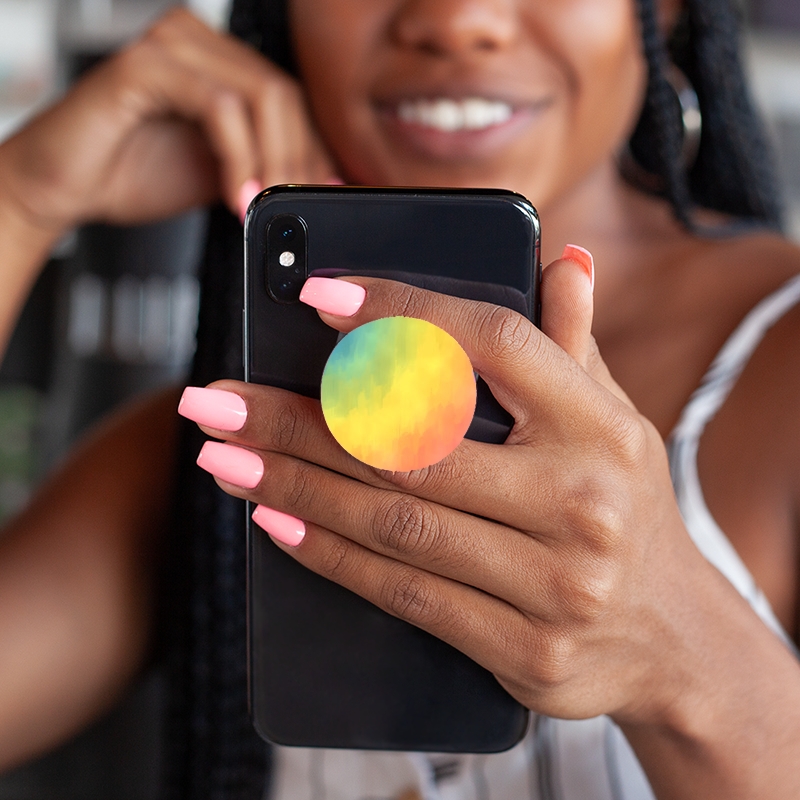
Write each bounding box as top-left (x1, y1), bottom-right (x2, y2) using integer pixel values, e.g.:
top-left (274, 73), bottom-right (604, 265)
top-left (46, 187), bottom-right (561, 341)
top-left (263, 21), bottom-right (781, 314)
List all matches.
top-left (632, 0), bottom-right (783, 229)
top-left (161, 2), bottom-right (783, 799)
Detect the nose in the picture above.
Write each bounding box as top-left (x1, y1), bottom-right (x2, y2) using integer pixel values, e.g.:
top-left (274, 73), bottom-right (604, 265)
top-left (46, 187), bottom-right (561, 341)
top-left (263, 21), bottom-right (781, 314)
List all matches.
top-left (390, 0), bottom-right (518, 57)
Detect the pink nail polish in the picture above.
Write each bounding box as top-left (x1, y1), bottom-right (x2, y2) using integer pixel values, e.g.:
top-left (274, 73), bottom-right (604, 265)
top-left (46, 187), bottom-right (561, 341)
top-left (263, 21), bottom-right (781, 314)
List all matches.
top-left (196, 441), bottom-right (263, 488)
top-left (238, 179), bottom-right (262, 223)
top-left (252, 505), bottom-right (306, 547)
top-left (179, 387), bottom-right (247, 431)
top-left (561, 244), bottom-right (595, 293)
top-left (299, 277), bottom-right (365, 317)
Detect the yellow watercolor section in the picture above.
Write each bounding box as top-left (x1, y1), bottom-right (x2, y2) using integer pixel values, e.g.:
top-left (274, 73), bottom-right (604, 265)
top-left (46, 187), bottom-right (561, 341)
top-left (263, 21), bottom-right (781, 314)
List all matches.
top-left (321, 317), bottom-right (476, 471)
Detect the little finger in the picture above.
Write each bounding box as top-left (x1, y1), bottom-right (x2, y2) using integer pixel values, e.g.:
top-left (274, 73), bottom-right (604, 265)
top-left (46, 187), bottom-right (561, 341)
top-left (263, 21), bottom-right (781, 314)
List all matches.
top-left (255, 511), bottom-right (540, 690)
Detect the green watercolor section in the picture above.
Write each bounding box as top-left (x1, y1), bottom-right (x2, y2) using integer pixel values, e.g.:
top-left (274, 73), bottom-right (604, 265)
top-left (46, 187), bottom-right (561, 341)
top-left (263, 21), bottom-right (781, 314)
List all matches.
top-left (322, 317), bottom-right (424, 420)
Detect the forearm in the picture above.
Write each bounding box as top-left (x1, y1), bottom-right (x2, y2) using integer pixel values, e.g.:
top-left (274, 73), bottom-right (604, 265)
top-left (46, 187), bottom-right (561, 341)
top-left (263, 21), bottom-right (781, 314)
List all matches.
top-left (618, 558), bottom-right (800, 799)
top-left (0, 388), bottom-right (179, 771)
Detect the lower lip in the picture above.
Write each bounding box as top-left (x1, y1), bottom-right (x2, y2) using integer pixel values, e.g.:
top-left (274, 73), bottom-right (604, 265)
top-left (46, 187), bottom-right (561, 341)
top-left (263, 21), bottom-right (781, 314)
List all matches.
top-left (378, 105), bottom-right (544, 161)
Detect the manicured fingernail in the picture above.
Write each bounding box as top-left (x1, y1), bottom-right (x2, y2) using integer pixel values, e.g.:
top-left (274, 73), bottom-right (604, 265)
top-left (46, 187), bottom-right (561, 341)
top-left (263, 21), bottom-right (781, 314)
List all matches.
top-left (299, 277), bottom-right (365, 317)
top-left (196, 441), bottom-right (263, 488)
top-left (252, 505), bottom-right (306, 546)
top-left (238, 178), bottom-right (262, 223)
top-left (561, 244), bottom-right (594, 293)
top-left (178, 387), bottom-right (247, 431)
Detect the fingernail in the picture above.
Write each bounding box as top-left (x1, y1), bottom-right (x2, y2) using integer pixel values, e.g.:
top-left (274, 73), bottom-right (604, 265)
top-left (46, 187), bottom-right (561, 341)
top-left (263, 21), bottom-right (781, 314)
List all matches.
top-left (561, 244), bottom-right (595, 293)
top-left (252, 505), bottom-right (306, 547)
top-left (238, 178), bottom-right (262, 223)
top-left (179, 387), bottom-right (247, 431)
top-left (197, 441), bottom-right (263, 488)
top-left (299, 277), bottom-right (365, 317)
top-left (325, 176), bottom-right (345, 185)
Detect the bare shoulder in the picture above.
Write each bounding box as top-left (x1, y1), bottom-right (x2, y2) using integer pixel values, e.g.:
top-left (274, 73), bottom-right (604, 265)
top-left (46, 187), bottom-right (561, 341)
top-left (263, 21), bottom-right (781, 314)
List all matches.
top-left (700, 229), bottom-right (800, 456)
top-left (716, 231), bottom-right (800, 376)
top-left (695, 230), bottom-right (800, 634)
top-left (699, 228), bottom-right (800, 297)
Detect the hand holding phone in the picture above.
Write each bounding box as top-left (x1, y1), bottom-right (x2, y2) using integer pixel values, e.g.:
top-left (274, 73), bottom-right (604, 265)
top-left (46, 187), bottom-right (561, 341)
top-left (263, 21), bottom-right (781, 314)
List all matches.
top-left (244, 186), bottom-right (540, 752)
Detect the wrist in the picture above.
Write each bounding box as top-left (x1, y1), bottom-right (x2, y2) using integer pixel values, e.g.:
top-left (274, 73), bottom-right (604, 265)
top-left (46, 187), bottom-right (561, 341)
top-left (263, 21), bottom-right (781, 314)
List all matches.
top-left (613, 556), bottom-right (800, 797)
top-left (0, 125), bottom-right (80, 247)
top-left (0, 166), bottom-right (68, 353)
top-left (0, 176), bottom-right (67, 262)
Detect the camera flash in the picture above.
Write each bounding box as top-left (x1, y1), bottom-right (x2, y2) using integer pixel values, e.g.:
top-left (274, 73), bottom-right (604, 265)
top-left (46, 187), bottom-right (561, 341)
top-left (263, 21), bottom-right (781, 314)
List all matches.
top-left (279, 251), bottom-right (295, 267)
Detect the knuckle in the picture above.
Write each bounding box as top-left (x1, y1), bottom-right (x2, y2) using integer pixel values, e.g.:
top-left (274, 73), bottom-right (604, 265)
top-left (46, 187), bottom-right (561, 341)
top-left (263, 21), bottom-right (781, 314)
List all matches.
top-left (254, 71), bottom-right (299, 112)
top-left (601, 404), bottom-right (649, 472)
top-left (283, 460), bottom-right (316, 514)
top-left (393, 281), bottom-right (431, 321)
top-left (480, 305), bottom-right (538, 363)
top-left (105, 46), bottom-right (158, 115)
top-left (531, 630), bottom-right (575, 688)
top-left (271, 400), bottom-right (308, 452)
top-left (374, 495), bottom-right (439, 558)
top-left (316, 535), bottom-right (351, 582)
top-left (559, 557), bottom-right (619, 623)
top-left (383, 570), bottom-right (442, 626)
top-left (561, 477), bottom-right (628, 553)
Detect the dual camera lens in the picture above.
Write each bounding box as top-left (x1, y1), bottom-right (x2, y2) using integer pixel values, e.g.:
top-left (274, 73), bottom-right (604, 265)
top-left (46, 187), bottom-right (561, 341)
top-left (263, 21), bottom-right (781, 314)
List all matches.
top-left (266, 214), bottom-right (307, 303)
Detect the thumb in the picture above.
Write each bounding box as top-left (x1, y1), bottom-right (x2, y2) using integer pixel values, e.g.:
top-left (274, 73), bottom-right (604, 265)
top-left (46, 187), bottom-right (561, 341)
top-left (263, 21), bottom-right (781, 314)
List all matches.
top-left (540, 244), bottom-right (595, 367)
top-left (541, 245), bottom-right (635, 408)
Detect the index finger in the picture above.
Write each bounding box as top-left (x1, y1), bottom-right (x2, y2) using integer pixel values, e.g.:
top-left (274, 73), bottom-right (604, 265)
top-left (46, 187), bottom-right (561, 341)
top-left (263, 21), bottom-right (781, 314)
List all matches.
top-left (300, 275), bottom-right (602, 433)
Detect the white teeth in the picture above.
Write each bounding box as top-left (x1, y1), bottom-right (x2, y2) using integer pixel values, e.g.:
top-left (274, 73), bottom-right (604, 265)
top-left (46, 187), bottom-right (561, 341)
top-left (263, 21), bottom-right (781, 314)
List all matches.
top-left (397, 98), bottom-right (513, 132)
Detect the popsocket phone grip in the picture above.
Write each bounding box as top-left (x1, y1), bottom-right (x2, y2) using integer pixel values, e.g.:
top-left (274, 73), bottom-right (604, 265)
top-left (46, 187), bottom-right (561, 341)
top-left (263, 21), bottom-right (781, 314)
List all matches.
top-left (321, 317), bottom-right (477, 471)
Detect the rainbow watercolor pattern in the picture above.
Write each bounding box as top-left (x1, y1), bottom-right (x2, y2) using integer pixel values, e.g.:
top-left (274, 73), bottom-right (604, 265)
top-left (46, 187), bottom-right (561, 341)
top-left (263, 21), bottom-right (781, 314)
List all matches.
top-left (321, 317), bottom-right (476, 471)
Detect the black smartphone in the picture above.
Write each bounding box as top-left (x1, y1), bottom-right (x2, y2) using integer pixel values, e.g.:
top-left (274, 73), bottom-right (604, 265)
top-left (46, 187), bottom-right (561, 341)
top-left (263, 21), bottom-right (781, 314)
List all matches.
top-left (244, 185), bottom-right (540, 753)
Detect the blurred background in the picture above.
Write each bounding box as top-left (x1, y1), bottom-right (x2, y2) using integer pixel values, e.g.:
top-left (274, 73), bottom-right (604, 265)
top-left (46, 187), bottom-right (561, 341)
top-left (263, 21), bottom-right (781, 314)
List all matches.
top-left (0, 0), bottom-right (797, 796)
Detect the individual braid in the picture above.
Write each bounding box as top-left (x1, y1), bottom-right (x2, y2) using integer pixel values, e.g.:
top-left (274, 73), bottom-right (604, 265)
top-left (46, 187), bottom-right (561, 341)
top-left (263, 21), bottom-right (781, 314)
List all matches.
top-left (631, 0), bottom-right (783, 229)
top-left (680, 0), bottom-right (783, 226)
top-left (229, 0), bottom-right (295, 74)
top-left (162, 207), bottom-right (270, 800)
top-left (629, 0), bottom-right (696, 228)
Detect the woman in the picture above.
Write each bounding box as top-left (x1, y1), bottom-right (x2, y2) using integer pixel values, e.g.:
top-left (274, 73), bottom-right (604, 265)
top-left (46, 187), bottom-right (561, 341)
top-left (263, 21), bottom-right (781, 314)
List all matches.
top-left (0, 0), bottom-right (798, 797)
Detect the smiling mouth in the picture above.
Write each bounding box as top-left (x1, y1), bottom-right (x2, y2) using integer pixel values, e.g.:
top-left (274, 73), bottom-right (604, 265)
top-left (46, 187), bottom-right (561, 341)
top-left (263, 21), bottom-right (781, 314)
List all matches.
top-left (396, 97), bottom-right (514, 132)
top-left (379, 94), bottom-right (546, 161)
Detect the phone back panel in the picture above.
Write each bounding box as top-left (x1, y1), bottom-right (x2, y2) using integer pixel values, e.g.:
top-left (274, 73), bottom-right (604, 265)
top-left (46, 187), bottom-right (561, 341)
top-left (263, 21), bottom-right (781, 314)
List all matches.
top-left (245, 187), bottom-right (539, 752)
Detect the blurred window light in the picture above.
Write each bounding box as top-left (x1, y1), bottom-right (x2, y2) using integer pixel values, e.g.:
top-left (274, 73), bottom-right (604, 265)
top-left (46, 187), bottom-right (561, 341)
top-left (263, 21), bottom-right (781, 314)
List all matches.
top-left (0, 0), bottom-right (56, 139)
top-left (187, 0), bottom-right (231, 29)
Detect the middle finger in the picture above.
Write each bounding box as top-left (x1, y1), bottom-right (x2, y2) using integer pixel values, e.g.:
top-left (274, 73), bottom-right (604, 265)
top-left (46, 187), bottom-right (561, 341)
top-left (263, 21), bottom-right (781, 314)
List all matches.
top-left (193, 379), bottom-right (580, 538)
top-left (204, 442), bottom-right (564, 618)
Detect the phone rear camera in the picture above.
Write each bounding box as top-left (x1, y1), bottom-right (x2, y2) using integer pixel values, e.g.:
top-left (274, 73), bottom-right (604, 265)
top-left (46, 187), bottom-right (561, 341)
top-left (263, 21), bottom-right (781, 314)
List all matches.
top-left (266, 214), bottom-right (308, 303)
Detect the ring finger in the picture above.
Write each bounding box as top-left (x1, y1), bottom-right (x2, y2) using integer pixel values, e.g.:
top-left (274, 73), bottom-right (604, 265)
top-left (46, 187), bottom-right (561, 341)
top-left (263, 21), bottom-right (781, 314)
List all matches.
top-left (198, 442), bottom-right (563, 619)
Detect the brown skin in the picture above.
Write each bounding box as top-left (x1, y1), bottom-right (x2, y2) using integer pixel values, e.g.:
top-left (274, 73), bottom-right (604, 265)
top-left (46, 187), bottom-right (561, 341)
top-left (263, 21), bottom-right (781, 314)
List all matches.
top-left (0, 0), bottom-right (798, 796)
top-left (0, 387), bottom-right (179, 769)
